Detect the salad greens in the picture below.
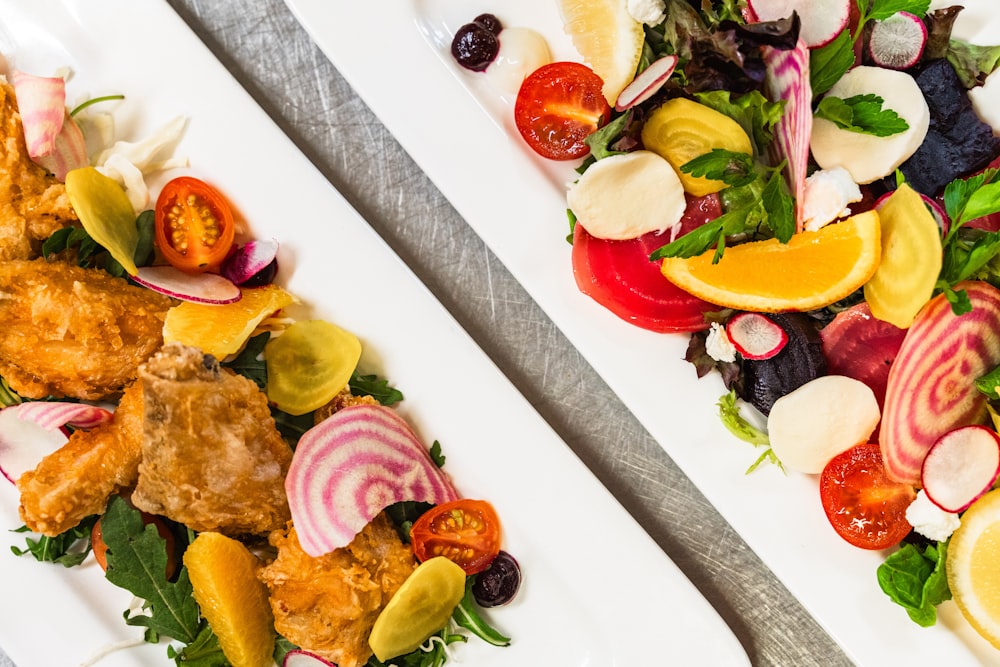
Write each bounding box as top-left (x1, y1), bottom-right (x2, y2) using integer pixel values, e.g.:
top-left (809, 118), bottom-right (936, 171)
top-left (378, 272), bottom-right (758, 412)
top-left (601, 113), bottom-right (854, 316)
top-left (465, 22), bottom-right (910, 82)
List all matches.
top-left (814, 94), bottom-right (910, 136)
top-left (10, 517), bottom-right (95, 567)
top-left (877, 541), bottom-right (951, 627)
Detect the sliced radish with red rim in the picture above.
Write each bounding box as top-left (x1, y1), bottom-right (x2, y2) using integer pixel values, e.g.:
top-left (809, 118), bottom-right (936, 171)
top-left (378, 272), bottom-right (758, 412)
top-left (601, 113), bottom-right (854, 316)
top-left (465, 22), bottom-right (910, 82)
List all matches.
top-left (868, 11), bottom-right (927, 71)
top-left (726, 312), bottom-right (789, 360)
top-left (615, 55), bottom-right (677, 112)
top-left (13, 402), bottom-right (113, 431)
top-left (132, 266), bottom-right (242, 304)
top-left (283, 650), bottom-right (339, 667)
top-left (0, 405), bottom-right (69, 484)
top-left (921, 425), bottom-right (1000, 513)
top-left (746, 0), bottom-right (850, 48)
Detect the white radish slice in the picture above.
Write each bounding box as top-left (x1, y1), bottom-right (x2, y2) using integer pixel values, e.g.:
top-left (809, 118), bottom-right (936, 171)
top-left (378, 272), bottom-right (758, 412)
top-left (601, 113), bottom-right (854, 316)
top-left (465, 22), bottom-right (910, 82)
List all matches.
top-left (12, 402), bottom-right (113, 431)
top-left (132, 266), bottom-right (242, 304)
top-left (567, 150), bottom-right (686, 240)
top-left (921, 425), bottom-right (1000, 513)
top-left (615, 55), bottom-right (678, 111)
top-left (0, 405), bottom-right (68, 484)
top-left (727, 313), bottom-right (789, 360)
top-left (810, 66), bottom-right (930, 184)
top-left (767, 375), bottom-right (881, 474)
top-left (286, 404), bottom-right (459, 557)
top-left (869, 11), bottom-right (927, 70)
top-left (746, 0), bottom-right (850, 48)
top-left (283, 650), bottom-right (338, 667)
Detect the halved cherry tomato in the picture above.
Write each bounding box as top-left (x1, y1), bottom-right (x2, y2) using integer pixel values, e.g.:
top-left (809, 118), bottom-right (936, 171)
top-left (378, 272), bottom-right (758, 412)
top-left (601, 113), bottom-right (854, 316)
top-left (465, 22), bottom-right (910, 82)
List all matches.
top-left (410, 499), bottom-right (502, 575)
top-left (819, 443), bottom-right (916, 550)
top-left (154, 176), bottom-right (235, 273)
top-left (571, 194), bottom-right (722, 332)
top-left (91, 512), bottom-right (178, 579)
top-left (514, 61), bottom-right (610, 160)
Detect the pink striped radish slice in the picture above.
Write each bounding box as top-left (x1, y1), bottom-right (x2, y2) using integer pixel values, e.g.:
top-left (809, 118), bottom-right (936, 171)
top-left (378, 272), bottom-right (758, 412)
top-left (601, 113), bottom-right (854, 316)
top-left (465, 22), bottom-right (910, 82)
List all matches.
top-left (615, 55), bottom-right (677, 112)
top-left (12, 71), bottom-right (66, 158)
top-left (0, 405), bottom-right (68, 484)
top-left (763, 40), bottom-right (812, 232)
top-left (12, 402), bottom-right (113, 431)
top-left (286, 404), bottom-right (459, 557)
top-left (879, 281), bottom-right (1000, 485)
top-left (921, 425), bottom-right (1000, 513)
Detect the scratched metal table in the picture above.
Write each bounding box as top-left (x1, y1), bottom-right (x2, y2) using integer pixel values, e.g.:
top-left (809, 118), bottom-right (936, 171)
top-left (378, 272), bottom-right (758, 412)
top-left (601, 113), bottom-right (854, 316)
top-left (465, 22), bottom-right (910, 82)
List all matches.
top-left (0, 1), bottom-right (852, 665)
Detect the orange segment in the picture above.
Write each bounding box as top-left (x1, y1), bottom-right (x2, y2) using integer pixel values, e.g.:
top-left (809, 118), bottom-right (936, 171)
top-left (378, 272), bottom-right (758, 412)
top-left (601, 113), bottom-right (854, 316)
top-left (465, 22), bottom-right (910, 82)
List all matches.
top-left (162, 284), bottom-right (296, 358)
top-left (660, 210), bottom-right (881, 312)
top-left (184, 532), bottom-right (275, 667)
top-left (948, 488), bottom-right (1000, 648)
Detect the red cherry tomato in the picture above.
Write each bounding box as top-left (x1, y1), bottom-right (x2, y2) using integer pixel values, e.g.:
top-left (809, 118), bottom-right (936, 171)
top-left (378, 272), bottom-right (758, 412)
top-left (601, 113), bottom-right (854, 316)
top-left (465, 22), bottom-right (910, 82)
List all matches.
top-left (819, 443), bottom-right (916, 550)
top-left (410, 499), bottom-right (502, 575)
top-left (154, 176), bottom-right (236, 273)
top-left (91, 512), bottom-right (178, 579)
top-left (514, 61), bottom-right (610, 160)
top-left (571, 194), bottom-right (722, 332)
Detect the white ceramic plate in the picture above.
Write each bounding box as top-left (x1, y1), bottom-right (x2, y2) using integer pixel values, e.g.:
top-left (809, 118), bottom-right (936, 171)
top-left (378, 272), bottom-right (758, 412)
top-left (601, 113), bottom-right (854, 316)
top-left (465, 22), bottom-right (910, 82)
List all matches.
top-left (281, 0), bottom-right (1000, 664)
top-left (0, 1), bottom-right (750, 666)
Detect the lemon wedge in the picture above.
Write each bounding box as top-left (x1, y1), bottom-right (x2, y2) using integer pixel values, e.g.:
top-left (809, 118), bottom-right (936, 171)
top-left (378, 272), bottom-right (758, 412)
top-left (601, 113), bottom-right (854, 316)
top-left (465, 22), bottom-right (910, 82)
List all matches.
top-left (556, 0), bottom-right (644, 105)
top-left (948, 488), bottom-right (1000, 648)
top-left (369, 556), bottom-right (466, 661)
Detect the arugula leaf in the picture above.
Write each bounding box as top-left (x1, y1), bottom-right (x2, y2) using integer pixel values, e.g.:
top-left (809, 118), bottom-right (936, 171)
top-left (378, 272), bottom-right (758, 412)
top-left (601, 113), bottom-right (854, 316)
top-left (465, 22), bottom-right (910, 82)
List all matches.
top-left (877, 541), bottom-right (951, 627)
top-left (350, 372), bottom-right (405, 406)
top-left (815, 94), bottom-right (910, 137)
top-left (452, 578), bottom-right (511, 647)
top-left (10, 517), bottom-right (96, 567)
top-left (810, 30), bottom-right (856, 96)
top-left (584, 111), bottom-right (632, 161)
top-left (167, 621), bottom-right (226, 666)
top-left (223, 332), bottom-right (269, 390)
top-left (429, 440), bottom-right (446, 468)
top-left (365, 627), bottom-right (466, 667)
top-left (385, 501), bottom-right (435, 543)
top-left (42, 211), bottom-right (156, 276)
top-left (680, 149), bottom-right (757, 188)
top-left (101, 496), bottom-right (201, 644)
top-left (271, 407), bottom-right (315, 447)
top-left (975, 363), bottom-right (1000, 400)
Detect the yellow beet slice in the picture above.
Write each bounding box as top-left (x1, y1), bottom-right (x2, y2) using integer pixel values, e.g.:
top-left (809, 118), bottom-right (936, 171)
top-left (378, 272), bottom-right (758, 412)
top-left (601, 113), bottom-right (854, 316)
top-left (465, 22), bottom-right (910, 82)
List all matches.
top-left (369, 556), bottom-right (466, 661)
top-left (863, 184), bottom-right (942, 328)
top-left (65, 166), bottom-right (139, 275)
top-left (265, 319), bottom-right (362, 416)
top-left (184, 532), bottom-right (275, 667)
top-left (162, 284), bottom-right (296, 358)
top-left (640, 98), bottom-right (753, 196)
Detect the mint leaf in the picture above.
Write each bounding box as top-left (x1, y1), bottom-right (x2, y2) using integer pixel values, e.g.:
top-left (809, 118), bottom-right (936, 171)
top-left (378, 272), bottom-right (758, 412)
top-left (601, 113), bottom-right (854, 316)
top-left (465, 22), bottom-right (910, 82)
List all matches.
top-left (680, 149), bottom-right (757, 188)
top-left (815, 94), bottom-right (909, 137)
top-left (101, 496), bottom-right (200, 644)
top-left (877, 541), bottom-right (951, 627)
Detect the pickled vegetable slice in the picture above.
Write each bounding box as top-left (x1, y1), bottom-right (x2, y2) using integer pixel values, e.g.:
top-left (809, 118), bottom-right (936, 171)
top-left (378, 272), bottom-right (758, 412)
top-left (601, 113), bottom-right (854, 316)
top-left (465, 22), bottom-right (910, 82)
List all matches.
top-left (65, 166), bottom-right (139, 275)
top-left (265, 320), bottom-right (362, 416)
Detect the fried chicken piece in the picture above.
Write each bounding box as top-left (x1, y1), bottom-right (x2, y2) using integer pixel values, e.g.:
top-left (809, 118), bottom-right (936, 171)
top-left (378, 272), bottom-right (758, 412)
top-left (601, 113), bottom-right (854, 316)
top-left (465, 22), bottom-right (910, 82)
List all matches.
top-left (259, 514), bottom-right (417, 667)
top-left (0, 259), bottom-right (173, 400)
top-left (131, 343), bottom-right (292, 536)
top-left (17, 382), bottom-right (144, 536)
top-left (0, 80), bottom-right (77, 260)
top-left (312, 387), bottom-right (379, 425)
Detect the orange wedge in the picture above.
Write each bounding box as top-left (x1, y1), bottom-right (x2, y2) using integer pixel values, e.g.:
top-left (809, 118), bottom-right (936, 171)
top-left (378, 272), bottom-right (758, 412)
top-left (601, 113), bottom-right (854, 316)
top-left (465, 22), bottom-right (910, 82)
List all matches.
top-left (948, 488), bottom-right (1000, 648)
top-left (660, 210), bottom-right (881, 312)
top-left (162, 284), bottom-right (296, 358)
top-left (184, 532), bottom-right (275, 667)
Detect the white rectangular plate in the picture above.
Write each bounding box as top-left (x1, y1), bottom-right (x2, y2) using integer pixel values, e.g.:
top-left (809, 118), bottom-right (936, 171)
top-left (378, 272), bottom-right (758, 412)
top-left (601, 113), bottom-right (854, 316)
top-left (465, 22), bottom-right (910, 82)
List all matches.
top-left (281, 0), bottom-right (1000, 664)
top-left (0, 1), bottom-right (750, 665)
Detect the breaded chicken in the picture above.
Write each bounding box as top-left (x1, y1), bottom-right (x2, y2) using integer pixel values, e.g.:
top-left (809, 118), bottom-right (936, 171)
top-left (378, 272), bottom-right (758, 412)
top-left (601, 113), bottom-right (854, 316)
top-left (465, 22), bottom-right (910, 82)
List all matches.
top-left (312, 387), bottom-right (379, 425)
top-left (0, 259), bottom-right (172, 400)
top-left (131, 343), bottom-right (292, 536)
top-left (259, 514), bottom-right (417, 667)
top-left (0, 79), bottom-right (77, 260)
top-left (17, 382), bottom-right (144, 536)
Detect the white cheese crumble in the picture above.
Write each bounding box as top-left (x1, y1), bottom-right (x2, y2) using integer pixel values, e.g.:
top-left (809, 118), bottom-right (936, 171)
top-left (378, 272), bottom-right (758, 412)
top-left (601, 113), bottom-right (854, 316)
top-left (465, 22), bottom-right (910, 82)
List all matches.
top-left (627, 0), bottom-right (666, 26)
top-left (905, 490), bottom-right (961, 542)
top-left (705, 322), bottom-right (737, 363)
top-left (801, 167), bottom-right (863, 232)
